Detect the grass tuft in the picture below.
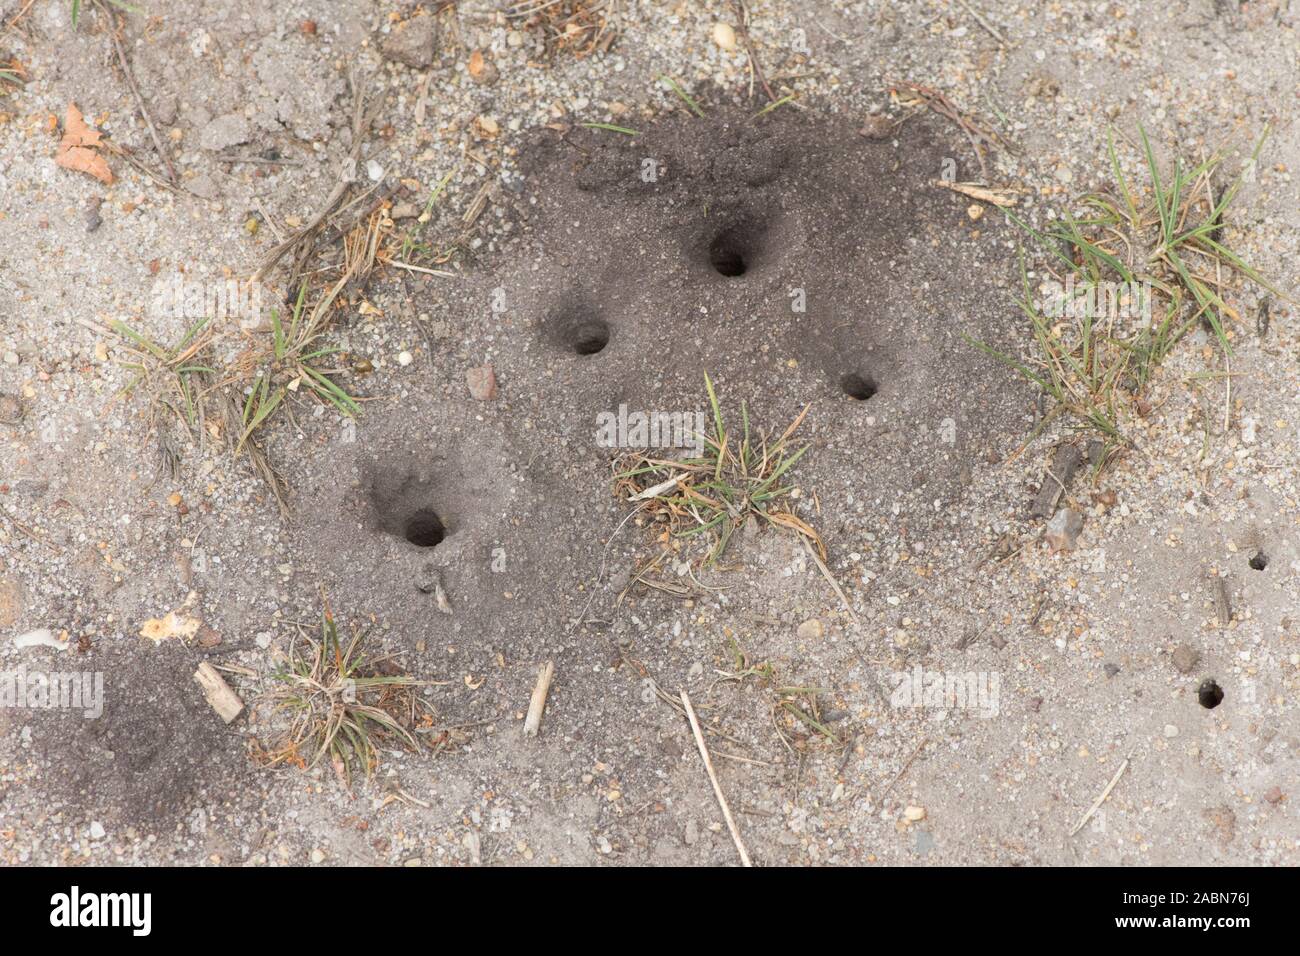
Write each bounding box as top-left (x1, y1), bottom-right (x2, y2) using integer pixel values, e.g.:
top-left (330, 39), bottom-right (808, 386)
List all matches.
top-left (254, 600), bottom-right (431, 785)
top-left (713, 636), bottom-right (840, 747)
top-left (615, 372), bottom-right (822, 565)
top-left (968, 124), bottom-right (1288, 459)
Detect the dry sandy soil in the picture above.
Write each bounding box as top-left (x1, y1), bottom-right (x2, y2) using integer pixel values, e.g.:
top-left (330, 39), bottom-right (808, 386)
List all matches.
top-left (0, 0), bottom-right (1297, 866)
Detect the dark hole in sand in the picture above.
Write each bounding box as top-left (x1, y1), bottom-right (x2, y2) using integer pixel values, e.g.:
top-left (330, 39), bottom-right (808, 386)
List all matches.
top-left (1198, 679), bottom-right (1224, 709)
top-left (404, 509), bottom-right (446, 547)
top-left (570, 318), bottom-right (610, 355)
top-left (709, 227), bottom-right (752, 277)
top-left (841, 373), bottom-right (878, 400)
top-left (1248, 550), bottom-right (1268, 571)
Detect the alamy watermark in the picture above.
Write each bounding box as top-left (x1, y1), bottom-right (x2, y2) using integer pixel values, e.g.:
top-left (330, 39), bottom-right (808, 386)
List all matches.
top-left (1, 665), bottom-right (103, 719)
top-left (1038, 276), bottom-right (1153, 326)
top-left (890, 666), bottom-right (1000, 718)
top-left (595, 404), bottom-right (706, 456)
top-left (149, 275), bottom-right (273, 329)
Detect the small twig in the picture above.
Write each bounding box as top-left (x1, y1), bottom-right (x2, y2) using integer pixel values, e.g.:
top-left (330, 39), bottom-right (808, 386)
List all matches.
top-left (0, 505), bottom-right (61, 552)
top-left (680, 690), bottom-right (752, 867)
top-left (3, 0), bottom-right (37, 35)
top-left (1070, 758), bottom-right (1129, 836)
top-left (218, 153), bottom-right (305, 167)
top-left (881, 736), bottom-right (927, 798)
top-left (523, 661), bottom-right (555, 737)
top-left (730, 0), bottom-right (776, 104)
top-left (94, 0), bottom-right (176, 185)
top-left (957, 0), bottom-right (1009, 47)
top-left (800, 536), bottom-right (888, 705)
top-left (930, 179), bottom-right (1019, 206)
top-left (628, 473), bottom-right (684, 501)
top-left (385, 259), bottom-right (456, 279)
top-left (800, 536), bottom-right (860, 629)
top-left (256, 72), bottom-right (385, 282)
top-left (570, 501), bottom-right (647, 631)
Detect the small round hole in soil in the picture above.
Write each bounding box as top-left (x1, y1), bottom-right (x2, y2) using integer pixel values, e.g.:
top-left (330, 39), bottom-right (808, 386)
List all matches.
top-left (404, 509), bottom-right (446, 548)
top-left (841, 373), bottom-right (878, 401)
top-left (569, 319), bottom-right (610, 356)
top-left (1198, 679), bottom-right (1224, 709)
top-left (1248, 550), bottom-right (1268, 571)
top-left (709, 230), bottom-right (749, 277)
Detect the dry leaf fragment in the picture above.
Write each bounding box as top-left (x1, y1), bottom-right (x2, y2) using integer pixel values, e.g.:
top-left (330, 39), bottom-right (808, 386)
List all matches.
top-left (61, 104), bottom-right (102, 147)
top-left (55, 103), bottom-right (113, 184)
top-left (57, 146), bottom-right (114, 185)
top-left (467, 49), bottom-right (485, 78)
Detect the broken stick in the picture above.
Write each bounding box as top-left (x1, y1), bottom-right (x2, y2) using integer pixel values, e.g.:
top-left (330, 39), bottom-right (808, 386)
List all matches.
top-left (1070, 758), bottom-right (1129, 837)
top-left (931, 179), bottom-right (1020, 207)
top-left (680, 690), bottom-right (752, 867)
top-left (194, 661), bottom-right (244, 724)
top-left (523, 660), bottom-right (555, 737)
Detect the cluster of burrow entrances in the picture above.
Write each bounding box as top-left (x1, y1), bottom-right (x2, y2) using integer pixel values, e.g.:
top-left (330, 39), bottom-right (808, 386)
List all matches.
top-left (538, 216), bottom-right (880, 402)
top-left (1191, 549), bottom-right (1270, 709)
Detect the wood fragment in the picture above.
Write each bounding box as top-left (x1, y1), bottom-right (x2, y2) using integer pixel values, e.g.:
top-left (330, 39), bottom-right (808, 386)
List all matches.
top-left (523, 660), bottom-right (554, 737)
top-left (194, 661), bottom-right (244, 724)
top-left (629, 473), bottom-right (684, 501)
top-left (433, 573), bottom-right (452, 615)
top-left (680, 690), bottom-right (752, 867)
top-left (931, 179), bottom-right (1019, 206)
top-left (1212, 574), bottom-right (1232, 627)
top-left (1032, 442), bottom-right (1083, 518)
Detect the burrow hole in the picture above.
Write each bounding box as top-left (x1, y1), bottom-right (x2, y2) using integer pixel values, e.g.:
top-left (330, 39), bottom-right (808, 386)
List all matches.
top-left (1248, 550), bottom-right (1268, 571)
top-left (569, 318), bottom-right (610, 356)
top-left (404, 509), bottom-right (446, 548)
top-left (840, 373), bottom-right (878, 401)
top-left (1198, 679), bottom-right (1224, 710)
top-left (709, 227), bottom-right (753, 277)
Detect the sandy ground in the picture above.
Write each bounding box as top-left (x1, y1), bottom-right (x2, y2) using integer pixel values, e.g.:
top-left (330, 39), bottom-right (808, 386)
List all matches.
top-left (0, 0), bottom-right (1297, 866)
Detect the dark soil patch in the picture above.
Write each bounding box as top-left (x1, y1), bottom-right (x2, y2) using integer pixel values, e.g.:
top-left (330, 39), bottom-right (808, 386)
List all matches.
top-left (284, 108), bottom-right (1030, 788)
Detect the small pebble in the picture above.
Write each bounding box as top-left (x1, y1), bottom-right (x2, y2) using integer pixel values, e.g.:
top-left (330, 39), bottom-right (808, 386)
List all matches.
top-left (466, 364), bottom-right (497, 400)
top-left (1044, 507), bottom-right (1084, 552)
top-left (1172, 644), bottom-right (1200, 674)
top-left (859, 113), bottom-right (892, 140)
top-left (796, 618), bottom-right (824, 640)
